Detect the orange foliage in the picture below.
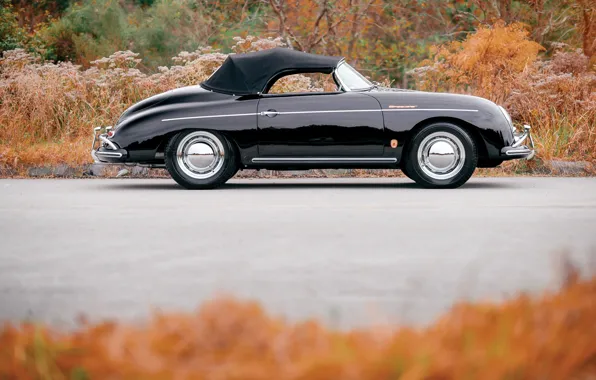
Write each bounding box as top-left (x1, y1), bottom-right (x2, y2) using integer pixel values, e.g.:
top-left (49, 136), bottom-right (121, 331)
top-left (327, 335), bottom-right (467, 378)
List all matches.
top-left (1, 276), bottom-right (595, 379)
top-left (414, 22), bottom-right (545, 103)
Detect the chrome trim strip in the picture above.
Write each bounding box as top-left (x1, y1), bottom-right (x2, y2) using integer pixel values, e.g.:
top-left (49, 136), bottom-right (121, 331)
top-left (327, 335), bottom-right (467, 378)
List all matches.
top-left (95, 151), bottom-right (123, 158)
top-left (274, 109), bottom-right (377, 115)
top-left (252, 157), bottom-right (397, 163)
top-left (383, 109), bottom-right (478, 113)
top-left (270, 109), bottom-right (478, 116)
top-left (162, 108), bottom-right (479, 122)
top-left (162, 113), bottom-right (257, 122)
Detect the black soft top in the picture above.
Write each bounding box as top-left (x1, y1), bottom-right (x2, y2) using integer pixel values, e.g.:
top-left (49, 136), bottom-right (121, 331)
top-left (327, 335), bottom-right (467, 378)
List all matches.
top-left (200, 48), bottom-right (343, 96)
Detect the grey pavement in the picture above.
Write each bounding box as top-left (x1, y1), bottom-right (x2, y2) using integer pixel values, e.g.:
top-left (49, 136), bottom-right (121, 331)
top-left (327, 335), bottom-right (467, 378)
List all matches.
top-left (0, 177), bottom-right (595, 329)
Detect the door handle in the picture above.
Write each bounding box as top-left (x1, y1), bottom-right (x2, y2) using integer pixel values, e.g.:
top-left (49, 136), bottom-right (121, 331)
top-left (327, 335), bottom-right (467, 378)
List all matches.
top-left (260, 110), bottom-right (278, 118)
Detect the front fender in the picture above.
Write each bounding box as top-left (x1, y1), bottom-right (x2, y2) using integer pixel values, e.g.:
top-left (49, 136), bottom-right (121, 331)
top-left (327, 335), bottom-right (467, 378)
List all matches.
top-left (368, 90), bottom-right (514, 159)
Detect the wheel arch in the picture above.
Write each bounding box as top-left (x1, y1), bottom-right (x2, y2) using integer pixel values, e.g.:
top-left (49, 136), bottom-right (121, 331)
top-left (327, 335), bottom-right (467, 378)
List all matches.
top-left (164, 129), bottom-right (243, 167)
top-left (401, 117), bottom-right (488, 164)
top-left (218, 131), bottom-right (243, 167)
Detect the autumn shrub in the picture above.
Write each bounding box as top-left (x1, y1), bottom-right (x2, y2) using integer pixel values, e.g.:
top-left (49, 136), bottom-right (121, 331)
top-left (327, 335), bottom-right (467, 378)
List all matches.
top-left (0, 49), bottom-right (159, 171)
top-left (411, 22), bottom-right (596, 165)
top-left (0, 274), bottom-right (594, 379)
top-left (506, 48), bottom-right (596, 162)
top-left (412, 22), bottom-right (545, 103)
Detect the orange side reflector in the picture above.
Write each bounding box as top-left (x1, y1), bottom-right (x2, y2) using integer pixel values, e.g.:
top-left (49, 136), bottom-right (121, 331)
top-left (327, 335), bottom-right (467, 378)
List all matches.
top-left (390, 139), bottom-right (398, 148)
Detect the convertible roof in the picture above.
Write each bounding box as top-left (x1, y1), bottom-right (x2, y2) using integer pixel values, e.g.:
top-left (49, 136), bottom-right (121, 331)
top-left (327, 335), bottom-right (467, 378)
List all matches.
top-left (200, 48), bottom-right (343, 96)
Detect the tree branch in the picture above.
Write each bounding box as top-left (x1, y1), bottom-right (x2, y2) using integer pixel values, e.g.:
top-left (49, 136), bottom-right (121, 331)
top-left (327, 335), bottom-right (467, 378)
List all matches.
top-left (308, 0), bottom-right (329, 48)
top-left (267, 0), bottom-right (304, 50)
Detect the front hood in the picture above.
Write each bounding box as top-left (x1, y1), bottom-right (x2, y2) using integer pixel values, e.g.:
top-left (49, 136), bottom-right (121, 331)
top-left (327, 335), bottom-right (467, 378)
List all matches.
top-left (115, 85), bottom-right (231, 127)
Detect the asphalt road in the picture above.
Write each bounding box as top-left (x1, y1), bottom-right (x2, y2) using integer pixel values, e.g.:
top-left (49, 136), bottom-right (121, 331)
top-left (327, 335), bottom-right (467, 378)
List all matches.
top-left (1, 177), bottom-right (595, 329)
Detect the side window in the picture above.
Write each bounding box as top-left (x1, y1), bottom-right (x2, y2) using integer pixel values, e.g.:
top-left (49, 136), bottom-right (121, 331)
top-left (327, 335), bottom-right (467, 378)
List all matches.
top-left (267, 73), bottom-right (339, 94)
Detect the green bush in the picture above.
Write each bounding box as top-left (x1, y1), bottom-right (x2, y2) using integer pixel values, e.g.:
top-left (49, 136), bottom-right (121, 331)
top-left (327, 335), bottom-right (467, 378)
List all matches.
top-left (39, 0), bottom-right (212, 69)
top-left (0, 0), bottom-right (26, 52)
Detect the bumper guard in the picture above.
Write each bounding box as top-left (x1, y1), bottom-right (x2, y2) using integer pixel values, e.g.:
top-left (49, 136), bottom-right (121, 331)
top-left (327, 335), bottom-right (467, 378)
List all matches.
top-left (91, 126), bottom-right (127, 163)
top-left (501, 125), bottom-right (535, 160)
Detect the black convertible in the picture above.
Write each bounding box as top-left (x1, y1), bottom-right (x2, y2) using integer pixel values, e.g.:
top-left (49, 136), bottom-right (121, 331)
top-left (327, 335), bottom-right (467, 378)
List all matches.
top-left (91, 47), bottom-right (534, 189)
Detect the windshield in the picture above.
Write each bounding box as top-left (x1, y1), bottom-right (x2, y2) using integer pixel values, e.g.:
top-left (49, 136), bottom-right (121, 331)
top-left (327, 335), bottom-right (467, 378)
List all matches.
top-left (335, 62), bottom-right (373, 91)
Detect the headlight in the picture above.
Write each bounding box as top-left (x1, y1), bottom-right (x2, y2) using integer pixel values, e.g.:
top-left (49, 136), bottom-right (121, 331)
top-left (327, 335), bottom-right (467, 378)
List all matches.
top-left (498, 106), bottom-right (514, 129)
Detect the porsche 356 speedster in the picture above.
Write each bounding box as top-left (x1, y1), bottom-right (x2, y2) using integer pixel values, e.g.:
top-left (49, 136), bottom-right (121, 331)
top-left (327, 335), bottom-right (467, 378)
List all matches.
top-left (91, 47), bottom-right (534, 189)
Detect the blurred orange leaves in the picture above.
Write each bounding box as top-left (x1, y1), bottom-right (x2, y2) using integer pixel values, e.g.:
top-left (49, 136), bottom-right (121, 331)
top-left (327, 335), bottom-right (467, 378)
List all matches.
top-left (1, 276), bottom-right (595, 379)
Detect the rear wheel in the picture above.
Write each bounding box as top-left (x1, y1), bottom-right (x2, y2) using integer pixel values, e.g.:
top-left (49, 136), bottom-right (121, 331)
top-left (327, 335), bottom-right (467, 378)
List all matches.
top-left (165, 130), bottom-right (237, 189)
top-left (404, 122), bottom-right (477, 189)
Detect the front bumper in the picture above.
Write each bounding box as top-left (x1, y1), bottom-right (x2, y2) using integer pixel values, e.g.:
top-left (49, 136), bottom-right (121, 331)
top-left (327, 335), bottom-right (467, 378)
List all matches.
top-left (501, 125), bottom-right (535, 160)
top-left (91, 126), bottom-right (128, 163)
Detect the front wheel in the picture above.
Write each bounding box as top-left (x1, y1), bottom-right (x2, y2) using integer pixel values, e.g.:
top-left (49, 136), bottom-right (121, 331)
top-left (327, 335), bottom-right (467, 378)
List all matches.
top-left (403, 123), bottom-right (477, 189)
top-left (165, 130), bottom-right (237, 189)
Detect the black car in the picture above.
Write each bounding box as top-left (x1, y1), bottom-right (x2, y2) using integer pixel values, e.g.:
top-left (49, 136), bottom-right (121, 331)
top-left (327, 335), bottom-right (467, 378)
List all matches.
top-left (91, 47), bottom-right (534, 189)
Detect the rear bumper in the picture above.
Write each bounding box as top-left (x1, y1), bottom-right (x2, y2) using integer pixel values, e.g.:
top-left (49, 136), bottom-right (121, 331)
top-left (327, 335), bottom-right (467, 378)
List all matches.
top-left (91, 126), bottom-right (128, 163)
top-left (501, 125), bottom-right (535, 160)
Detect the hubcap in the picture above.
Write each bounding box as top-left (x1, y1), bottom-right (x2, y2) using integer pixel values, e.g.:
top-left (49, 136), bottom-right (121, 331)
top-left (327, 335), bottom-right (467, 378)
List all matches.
top-left (417, 132), bottom-right (465, 180)
top-left (186, 142), bottom-right (216, 171)
top-left (176, 131), bottom-right (225, 179)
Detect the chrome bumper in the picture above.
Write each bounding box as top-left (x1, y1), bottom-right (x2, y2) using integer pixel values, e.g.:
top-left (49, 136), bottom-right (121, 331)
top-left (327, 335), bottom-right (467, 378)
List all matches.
top-left (501, 125), bottom-right (535, 160)
top-left (91, 126), bottom-right (127, 163)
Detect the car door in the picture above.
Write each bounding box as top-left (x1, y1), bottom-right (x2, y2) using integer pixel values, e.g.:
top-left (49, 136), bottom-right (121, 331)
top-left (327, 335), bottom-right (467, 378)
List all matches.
top-left (256, 92), bottom-right (384, 157)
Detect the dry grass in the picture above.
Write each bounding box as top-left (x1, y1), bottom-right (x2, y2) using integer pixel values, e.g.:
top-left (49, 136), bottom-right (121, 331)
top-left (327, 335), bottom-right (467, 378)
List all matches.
top-left (0, 273), bottom-right (594, 379)
top-left (1, 28), bottom-right (594, 176)
top-left (507, 49), bottom-right (596, 162)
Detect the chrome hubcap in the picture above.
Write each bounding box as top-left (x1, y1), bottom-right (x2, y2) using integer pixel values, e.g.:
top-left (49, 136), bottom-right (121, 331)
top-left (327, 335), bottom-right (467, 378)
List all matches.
top-left (417, 132), bottom-right (465, 180)
top-left (186, 143), bottom-right (215, 170)
top-left (176, 131), bottom-right (225, 179)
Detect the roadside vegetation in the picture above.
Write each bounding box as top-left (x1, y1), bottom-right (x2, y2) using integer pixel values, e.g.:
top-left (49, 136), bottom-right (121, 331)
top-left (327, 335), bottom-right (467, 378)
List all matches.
top-left (1, 267), bottom-right (594, 379)
top-left (0, 0), bottom-right (594, 176)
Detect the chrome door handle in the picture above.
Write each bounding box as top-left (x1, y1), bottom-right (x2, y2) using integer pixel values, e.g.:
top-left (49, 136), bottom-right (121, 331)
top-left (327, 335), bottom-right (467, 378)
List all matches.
top-left (260, 110), bottom-right (278, 117)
